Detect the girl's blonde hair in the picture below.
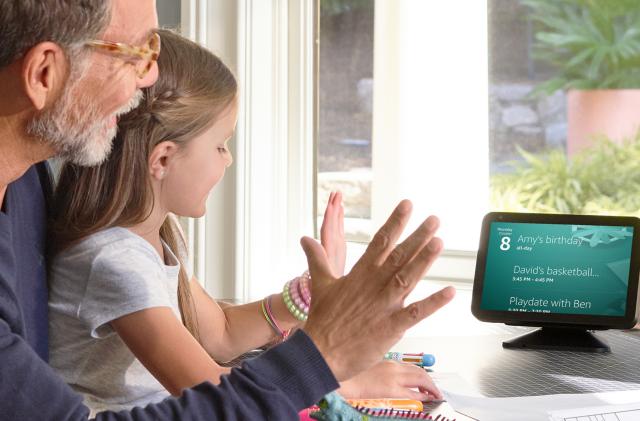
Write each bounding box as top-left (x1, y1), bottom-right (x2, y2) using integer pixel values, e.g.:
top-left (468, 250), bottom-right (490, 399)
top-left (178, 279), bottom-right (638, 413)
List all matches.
top-left (51, 29), bottom-right (238, 342)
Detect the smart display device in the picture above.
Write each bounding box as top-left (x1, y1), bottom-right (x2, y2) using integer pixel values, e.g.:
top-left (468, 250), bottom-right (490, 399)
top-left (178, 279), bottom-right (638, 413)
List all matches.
top-left (472, 212), bottom-right (640, 352)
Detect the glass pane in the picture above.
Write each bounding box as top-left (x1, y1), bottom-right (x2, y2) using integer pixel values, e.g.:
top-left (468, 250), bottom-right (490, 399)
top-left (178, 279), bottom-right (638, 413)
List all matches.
top-left (317, 0), bottom-right (375, 242)
top-left (489, 0), bottom-right (640, 216)
top-left (317, 0), bottom-right (640, 252)
top-left (316, 0), bottom-right (488, 251)
top-left (157, 0), bottom-right (181, 29)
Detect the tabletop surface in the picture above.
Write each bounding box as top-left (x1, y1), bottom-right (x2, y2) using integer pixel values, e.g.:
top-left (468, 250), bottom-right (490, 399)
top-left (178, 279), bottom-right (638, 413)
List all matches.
top-left (395, 326), bottom-right (640, 398)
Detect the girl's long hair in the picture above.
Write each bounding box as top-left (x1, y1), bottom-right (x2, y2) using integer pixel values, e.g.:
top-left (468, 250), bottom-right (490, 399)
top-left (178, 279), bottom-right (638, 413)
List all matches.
top-left (50, 29), bottom-right (238, 342)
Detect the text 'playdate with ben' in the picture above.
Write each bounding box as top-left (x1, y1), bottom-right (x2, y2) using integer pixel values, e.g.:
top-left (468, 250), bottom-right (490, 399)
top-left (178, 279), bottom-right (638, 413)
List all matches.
top-left (482, 220), bottom-right (633, 317)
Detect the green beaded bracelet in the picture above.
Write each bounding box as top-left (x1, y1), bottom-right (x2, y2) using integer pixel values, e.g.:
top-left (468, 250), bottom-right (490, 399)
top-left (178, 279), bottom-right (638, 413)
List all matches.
top-left (283, 281), bottom-right (308, 321)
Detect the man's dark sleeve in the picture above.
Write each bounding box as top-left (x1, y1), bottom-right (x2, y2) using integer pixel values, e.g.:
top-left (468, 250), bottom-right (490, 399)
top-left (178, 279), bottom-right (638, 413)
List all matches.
top-left (0, 315), bottom-right (339, 421)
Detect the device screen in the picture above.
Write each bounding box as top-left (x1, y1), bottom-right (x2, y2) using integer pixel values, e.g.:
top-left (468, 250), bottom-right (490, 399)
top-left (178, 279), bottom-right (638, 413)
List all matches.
top-left (480, 222), bottom-right (634, 317)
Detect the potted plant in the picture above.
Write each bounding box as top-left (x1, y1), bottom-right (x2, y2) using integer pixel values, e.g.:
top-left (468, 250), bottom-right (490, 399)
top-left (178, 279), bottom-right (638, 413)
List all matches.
top-left (490, 133), bottom-right (640, 215)
top-left (522, 0), bottom-right (640, 155)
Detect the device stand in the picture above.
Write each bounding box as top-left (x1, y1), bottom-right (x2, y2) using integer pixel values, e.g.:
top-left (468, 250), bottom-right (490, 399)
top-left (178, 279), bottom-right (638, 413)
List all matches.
top-left (502, 327), bottom-right (610, 353)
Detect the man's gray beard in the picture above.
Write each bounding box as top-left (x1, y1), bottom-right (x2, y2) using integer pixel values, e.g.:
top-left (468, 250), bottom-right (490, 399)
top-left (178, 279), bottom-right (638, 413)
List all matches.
top-left (26, 70), bottom-right (143, 167)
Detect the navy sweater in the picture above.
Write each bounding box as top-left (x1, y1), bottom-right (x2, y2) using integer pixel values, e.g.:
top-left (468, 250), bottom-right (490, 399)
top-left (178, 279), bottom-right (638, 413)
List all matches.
top-left (0, 164), bottom-right (338, 420)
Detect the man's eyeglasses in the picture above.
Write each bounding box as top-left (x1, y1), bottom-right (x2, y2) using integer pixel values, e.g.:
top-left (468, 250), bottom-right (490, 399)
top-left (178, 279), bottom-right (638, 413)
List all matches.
top-left (85, 32), bottom-right (161, 78)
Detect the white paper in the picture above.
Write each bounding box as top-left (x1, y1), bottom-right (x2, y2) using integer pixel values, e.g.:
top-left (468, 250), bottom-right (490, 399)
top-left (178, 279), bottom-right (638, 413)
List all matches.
top-left (434, 372), bottom-right (640, 421)
top-left (430, 372), bottom-right (484, 397)
top-left (549, 402), bottom-right (640, 421)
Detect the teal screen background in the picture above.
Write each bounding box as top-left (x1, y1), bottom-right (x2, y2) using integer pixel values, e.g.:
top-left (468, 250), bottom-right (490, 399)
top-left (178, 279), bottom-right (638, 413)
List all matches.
top-left (481, 222), bottom-right (633, 316)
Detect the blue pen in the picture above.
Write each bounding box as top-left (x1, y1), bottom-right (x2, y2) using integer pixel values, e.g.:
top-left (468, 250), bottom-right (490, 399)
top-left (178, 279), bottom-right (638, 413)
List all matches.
top-left (384, 352), bottom-right (435, 367)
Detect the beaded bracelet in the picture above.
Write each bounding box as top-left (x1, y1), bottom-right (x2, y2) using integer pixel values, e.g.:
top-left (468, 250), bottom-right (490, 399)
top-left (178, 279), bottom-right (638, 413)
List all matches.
top-left (283, 279), bottom-right (308, 321)
top-left (298, 273), bottom-right (312, 307)
top-left (289, 280), bottom-right (309, 314)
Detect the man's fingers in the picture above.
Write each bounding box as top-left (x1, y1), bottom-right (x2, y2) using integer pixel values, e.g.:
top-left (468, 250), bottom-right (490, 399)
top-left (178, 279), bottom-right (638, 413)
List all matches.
top-left (391, 286), bottom-right (456, 332)
top-left (354, 200), bottom-right (413, 271)
top-left (380, 215), bottom-right (439, 277)
top-left (301, 236), bottom-right (334, 281)
top-left (383, 236), bottom-right (443, 302)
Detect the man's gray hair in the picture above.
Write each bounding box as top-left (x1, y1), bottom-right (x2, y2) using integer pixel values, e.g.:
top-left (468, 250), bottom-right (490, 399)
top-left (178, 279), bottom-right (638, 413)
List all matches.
top-left (0, 0), bottom-right (111, 68)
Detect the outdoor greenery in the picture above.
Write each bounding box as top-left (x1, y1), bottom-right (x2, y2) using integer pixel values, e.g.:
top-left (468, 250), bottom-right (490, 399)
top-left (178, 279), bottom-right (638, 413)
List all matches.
top-left (521, 0), bottom-right (640, 95)
top-left (491, 133), bottom-right (640, 215)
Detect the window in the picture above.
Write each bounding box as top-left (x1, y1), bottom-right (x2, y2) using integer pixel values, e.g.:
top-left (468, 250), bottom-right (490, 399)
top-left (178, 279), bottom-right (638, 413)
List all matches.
top-left (317, 1), bottom-right (374, 244)
top-left (190, 0), bottom-right (640, 299)
top-left (316, 0), bottom-right (640, 282)
top-left (157, 0), bottom-right (180, 29)
top-left (316, 0), bottom-right (488, 281)
top-left (489, 0), bottom-right (640, 218)
top-left (172, 0), bottom-right (240, 299)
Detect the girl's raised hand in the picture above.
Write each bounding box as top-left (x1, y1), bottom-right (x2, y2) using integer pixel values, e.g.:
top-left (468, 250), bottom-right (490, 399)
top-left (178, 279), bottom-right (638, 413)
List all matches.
top-left (320, 191), bottom-right (346, 278)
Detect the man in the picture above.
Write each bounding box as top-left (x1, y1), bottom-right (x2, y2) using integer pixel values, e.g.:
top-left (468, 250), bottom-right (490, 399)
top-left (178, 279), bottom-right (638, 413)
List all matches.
top-left (0, 1), bottom-right (455, 419)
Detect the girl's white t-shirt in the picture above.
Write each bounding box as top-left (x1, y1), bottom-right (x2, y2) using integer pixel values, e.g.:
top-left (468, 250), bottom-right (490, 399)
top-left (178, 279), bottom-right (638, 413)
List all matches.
top-left (48, 226), bottom-right (190, 415)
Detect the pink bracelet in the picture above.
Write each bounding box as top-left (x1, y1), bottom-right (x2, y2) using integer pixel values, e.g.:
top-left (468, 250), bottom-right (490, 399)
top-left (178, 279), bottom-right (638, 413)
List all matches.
top-left (289, 281), bottom-right (309, 314)
top-left (266, 295), bottom-right (287, 337)
top-left (296, 280), bottom-right (309, 309)
top-left (299, 275), bottom-right (311, 306)
top-left (262, 295), bottom-right (289, 340)
top-left (261, 296), bottom-right (279, 334)
top-left (261, 297), bottom-right (278, 333)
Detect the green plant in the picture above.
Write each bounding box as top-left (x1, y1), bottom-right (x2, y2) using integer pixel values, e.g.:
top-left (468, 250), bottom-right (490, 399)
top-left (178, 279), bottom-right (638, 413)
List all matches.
top-left (521, 0), bottom-right (640, 95)
top-left (491, 132), bottom-right (640, 216)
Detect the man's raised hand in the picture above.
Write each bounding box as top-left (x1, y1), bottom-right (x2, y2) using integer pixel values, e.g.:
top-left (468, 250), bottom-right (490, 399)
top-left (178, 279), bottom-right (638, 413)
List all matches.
top-left (302, 200), bottom-right (455, 381)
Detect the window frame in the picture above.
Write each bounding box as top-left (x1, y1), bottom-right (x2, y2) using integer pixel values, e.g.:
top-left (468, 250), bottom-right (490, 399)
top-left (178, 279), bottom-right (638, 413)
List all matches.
top-left (234, 0), bottom-right (318, 301)
top-left (189, 0), bottom-right (480, 301)
top-left (185, 0), bottom-right (318, 301)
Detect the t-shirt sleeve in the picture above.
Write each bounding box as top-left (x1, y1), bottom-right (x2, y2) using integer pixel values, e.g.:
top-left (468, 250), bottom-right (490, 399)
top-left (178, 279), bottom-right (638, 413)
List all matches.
top-left (79, 241), bottom-right (174, 338)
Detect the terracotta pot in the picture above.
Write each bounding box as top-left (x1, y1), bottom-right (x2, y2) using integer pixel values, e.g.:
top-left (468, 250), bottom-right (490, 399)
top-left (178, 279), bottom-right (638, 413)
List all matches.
top-left (567, 89), bottom-right (640, 156)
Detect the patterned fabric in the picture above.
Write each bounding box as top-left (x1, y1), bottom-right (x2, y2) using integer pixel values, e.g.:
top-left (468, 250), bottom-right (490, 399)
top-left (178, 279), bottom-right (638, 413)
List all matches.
top-left (309, 392), bottom-right (435, 420)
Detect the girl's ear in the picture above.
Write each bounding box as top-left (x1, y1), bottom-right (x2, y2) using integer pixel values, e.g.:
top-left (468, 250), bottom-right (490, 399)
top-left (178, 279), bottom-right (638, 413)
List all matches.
top-left (149, 141), bottom-right (180, 181)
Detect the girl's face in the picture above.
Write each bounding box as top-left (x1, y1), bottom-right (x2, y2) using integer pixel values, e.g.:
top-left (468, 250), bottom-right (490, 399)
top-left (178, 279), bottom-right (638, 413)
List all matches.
top-left (163, 101), bottom-right (237, 218)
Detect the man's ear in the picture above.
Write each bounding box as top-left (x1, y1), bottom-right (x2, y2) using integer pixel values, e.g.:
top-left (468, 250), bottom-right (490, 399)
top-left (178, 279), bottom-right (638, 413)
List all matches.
top-left (21, 42), bottom-right (69, 111)
top-left (149, 141), bottom-right (180, 181)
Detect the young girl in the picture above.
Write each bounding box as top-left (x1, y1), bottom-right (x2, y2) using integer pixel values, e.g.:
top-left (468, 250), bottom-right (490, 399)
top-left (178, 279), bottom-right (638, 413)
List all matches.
top-left (48, 29), bottom-right (441, 414)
